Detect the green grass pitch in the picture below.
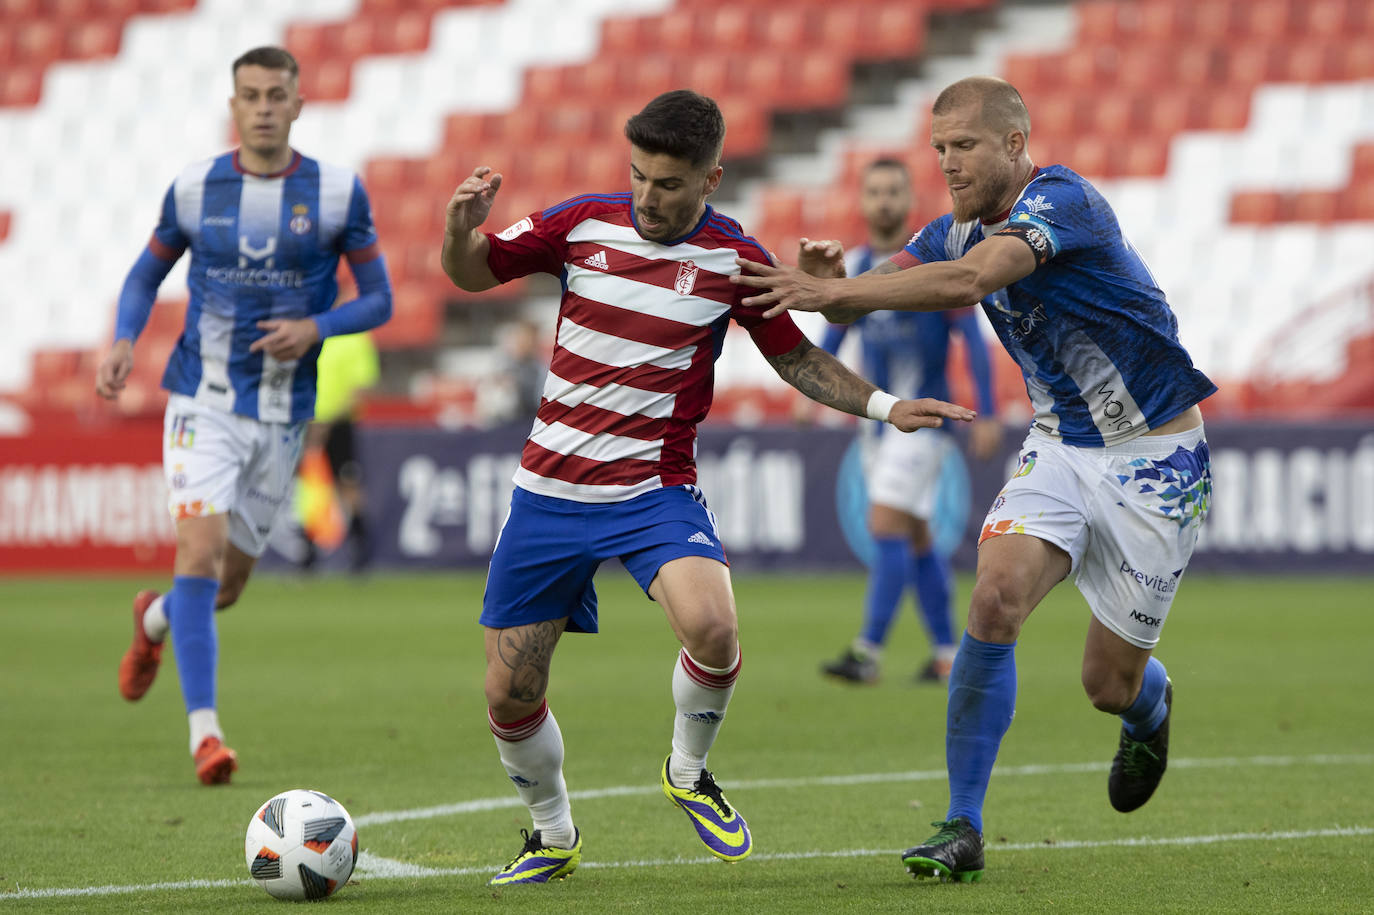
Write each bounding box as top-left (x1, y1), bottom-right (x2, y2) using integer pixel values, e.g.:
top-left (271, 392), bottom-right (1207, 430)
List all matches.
top-left (1, 571), bottom-right (1371, 913)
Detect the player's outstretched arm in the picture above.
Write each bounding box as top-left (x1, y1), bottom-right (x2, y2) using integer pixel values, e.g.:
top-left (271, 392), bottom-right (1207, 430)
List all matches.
top-left (764, 338), bottom-right (975, 432)
top-left (441, 166), bottom-right (503, 292)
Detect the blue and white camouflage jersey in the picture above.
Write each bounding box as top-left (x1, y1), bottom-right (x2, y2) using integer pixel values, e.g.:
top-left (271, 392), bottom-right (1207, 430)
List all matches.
top-left (115, 149), bottom-right (391, 424)
top-left (897, 164), bottom-right (1215, 447)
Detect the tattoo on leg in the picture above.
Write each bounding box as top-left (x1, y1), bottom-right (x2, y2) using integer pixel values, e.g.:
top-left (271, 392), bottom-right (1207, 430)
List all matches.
top-left (496, 622), bottom-right (559, 703)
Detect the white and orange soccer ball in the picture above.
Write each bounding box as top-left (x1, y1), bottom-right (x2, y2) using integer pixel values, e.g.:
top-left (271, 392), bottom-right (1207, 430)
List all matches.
top-left (245, 789), bottom-right (358, 901)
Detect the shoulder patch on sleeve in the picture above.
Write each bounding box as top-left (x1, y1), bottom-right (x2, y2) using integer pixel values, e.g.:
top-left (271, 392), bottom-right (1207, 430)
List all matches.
top-left (497, 216), bottom-right (533, 240)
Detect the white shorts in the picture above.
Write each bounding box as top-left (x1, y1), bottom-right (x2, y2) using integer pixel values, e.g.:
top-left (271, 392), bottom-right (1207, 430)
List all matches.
top-left (163, 393), bottom-right (307, 558)
top-left (864, 427), bottom-right (951, 521)
top-left (978, 425), bottom-right (1211, 649)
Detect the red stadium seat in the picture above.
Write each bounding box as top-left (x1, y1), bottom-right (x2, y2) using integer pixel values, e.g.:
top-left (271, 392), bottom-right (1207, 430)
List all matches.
top-left (1139, 0), bottom-right (1191, 40)
top-left (15, 20), bottom-right (60, 67)
top-left (1075, 1), bottom-right (1120, 43)
top-left (0, 63), bottom-right (42, 106)
top-left (1189, 1), bottom-right (1235, 41)
top-left (381, 10), bottom-right (430, 54)
top-left (62, 19), bottom-right (121, 60)
top-left (1278, 40), bottom-right (1337, 83)
top-left (703, 6), bottom-right (753, 53)
top-left (1201, 87), bottom-right (1251, 131)
top-left (1237, 0), bottom-right (1295, 40)
top-left (0, 0), bottom-right (39, 18)
top-left (1120, 136), bottom-right (1169, 177)
top-left (1290, 190), bottom-right (1338, 224)
top-left (1351, 143), bottom-right (1374, 182)
top-left (301, 58), bottom-right (351, 102)
top-left (1229, 191), bottom-right (1280, 224)
top-left (857, 4), bottom-right (925, 60)
top-left (600, 16), bottom-right (646, 56)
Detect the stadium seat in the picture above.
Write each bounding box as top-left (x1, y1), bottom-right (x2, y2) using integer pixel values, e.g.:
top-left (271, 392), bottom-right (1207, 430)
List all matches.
top-left (1075, 1), bottom-right (1120, 43)
top-left (1229, 191), bottom-right (1281, 225)
top-left (1290, 190), bottom-right (1338, 224)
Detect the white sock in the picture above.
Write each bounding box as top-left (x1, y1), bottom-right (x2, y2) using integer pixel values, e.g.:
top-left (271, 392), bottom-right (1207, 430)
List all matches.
top-left (143, 594), bottom-right (169, 642)
top-left (669, 647), bottom-right (741, 788)
top-left (489, 702), bottom-right (575, 848)
top-left (188, 707), bottom-right (223, 756)
top-left (852, 637), bottom-right (882, 661)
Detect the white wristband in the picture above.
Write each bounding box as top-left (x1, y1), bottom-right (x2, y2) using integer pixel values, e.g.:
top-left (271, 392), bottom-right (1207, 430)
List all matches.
top-left (866, 390), bottom-right (899, 422)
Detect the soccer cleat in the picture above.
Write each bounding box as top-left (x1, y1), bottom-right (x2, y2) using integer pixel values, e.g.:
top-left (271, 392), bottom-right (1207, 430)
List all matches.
top-left (1109, 679), bottom-right (1173, 812)
top-left (194, 736), bottom-right (238, 785)
top-left (118, 589), bottom-right (164, 701)
top-left (914, 656), bottom-right (953, 684)
top-left (489, 828), bottom-right (581, 885)
top-left (661, 756), bottom-right (752, 861)
top-left (820, 648), bottom-right (878, 684)
top-left (902, 817), bottom-right (985, 883)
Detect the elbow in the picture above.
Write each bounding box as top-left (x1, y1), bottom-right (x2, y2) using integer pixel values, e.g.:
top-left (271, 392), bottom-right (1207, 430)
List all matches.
top-left (375, 287), bottom-right (394, 324)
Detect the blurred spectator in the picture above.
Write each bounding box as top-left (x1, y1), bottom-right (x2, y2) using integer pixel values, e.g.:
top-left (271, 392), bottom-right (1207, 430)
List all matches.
top-left (301, 331), bottom-right (381, 571)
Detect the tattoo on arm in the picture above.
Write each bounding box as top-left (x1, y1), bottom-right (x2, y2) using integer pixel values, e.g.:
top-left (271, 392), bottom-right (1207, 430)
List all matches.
top-left (496, 620), bottom-right (562, 702)
top-left (766, 338), bottom-right (875, 418)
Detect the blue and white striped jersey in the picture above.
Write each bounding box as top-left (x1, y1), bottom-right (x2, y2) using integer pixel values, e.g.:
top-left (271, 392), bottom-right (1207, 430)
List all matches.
top-left (900, 165), bottom-right (1215, 447)
top-left (142, 150), bottom-right (381, 423)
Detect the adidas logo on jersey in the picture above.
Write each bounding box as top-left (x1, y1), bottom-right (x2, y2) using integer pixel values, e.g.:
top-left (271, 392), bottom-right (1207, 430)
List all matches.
top-left (687, 531), bottom-right (713, 546)
top-left (584, 250), bottom-right (610, 270)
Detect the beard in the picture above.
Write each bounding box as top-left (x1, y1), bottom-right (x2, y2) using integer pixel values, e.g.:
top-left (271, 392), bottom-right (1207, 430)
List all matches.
top-left (950, 172), bottom-right (1013, 223)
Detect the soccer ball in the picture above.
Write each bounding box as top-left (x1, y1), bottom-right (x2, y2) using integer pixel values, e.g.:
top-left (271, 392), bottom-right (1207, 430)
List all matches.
top-left (244, 789), bottom-right (358, 900)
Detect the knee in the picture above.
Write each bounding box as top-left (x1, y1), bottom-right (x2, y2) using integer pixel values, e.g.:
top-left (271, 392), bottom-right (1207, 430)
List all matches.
top-left (215, 578), bottom-right (245, 610)
top-left (484, 682), bottom-right (545, 724)
top-left (966, 577), bottom-right (1026, 644)
top-left (1081, 666), bottom-right (1136, 714)
top-left (682, 616), bottom-right (738, 669)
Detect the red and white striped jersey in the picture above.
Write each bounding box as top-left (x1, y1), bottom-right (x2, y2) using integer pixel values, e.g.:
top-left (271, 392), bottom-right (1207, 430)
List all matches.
top-left (485, 192), bottom-right (804, 503)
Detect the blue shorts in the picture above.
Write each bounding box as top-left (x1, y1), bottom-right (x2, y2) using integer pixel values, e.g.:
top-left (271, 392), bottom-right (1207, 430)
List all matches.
top-left (480, 485), bottom-right (728, 634)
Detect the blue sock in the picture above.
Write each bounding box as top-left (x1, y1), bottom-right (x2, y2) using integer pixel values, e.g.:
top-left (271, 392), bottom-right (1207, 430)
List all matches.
top-left (1121, 656), bottom-right (1169, 739)
top-left (946, 632), bottom-right (1017, 834)
top-left (860, 537), bottom-right (909, 647)
top-left (910, 548), bottom-right (955, 650)
top-left (166, 575), bottom-right (220, 713)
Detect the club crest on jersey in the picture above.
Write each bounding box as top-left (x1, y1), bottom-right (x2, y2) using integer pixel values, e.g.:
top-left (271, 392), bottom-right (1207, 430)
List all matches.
top-left (288, 204), bottom-right (312, 236)
top-left (675, 260), bottom-right (698, 296)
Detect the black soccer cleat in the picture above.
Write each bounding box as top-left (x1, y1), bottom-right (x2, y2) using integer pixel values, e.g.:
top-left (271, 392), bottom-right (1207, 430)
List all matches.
top-left (820, 648), bottom-right (878, 684)
top-left (901, 817), bottom-right (984, 883)
top-left (1109, 679), bottom-right (1173, 812)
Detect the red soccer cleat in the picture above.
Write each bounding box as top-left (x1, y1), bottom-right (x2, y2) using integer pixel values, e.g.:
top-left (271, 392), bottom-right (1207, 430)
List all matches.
top-left (118, 590), bottom-right (164, 701)
top-left (194, 736), bottom-right (239, 785)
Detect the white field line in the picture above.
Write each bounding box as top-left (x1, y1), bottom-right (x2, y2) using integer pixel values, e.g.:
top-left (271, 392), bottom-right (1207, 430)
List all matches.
top-left (353, 752), bottom-right (1374, 827)
top-left (4, 753), bottom-right (1372, 901)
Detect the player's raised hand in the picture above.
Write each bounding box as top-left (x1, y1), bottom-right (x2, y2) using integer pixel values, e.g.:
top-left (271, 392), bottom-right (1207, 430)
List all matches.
top-left (731, 257), bottom-right (832, 318)
top-left (250, 318), bottom-right (320, 361)
top-left (95, 338), bottom-right (134, 400)
top-left (887, 397), bottom-right (977, 433)
top-left (445, 166), bottom-right (503, 236)
top-left (797, 237), bottom-right (845, 278)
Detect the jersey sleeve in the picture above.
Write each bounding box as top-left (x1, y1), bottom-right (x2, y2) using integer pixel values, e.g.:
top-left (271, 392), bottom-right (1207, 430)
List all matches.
top-left (729, 239), bottom-right (805, 356)
top-left (993, 173), bottom-right (1096, 268)
top-left (484, 206), bottom-right (568, 283)
top-left (149, 184), bottom-right (188, 261)
top-left (895, 216), bottom-right (951, 269)
top-left (339, 175), bottom-right (381, 259)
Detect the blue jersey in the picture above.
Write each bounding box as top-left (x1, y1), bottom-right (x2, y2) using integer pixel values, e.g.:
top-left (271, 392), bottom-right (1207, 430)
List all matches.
top-left (134, 150), bottom-right (383, 423)
top-left (901, 165), bottom-right (1215, 447)
top-left (822, 244), bottom-right (998, 433)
